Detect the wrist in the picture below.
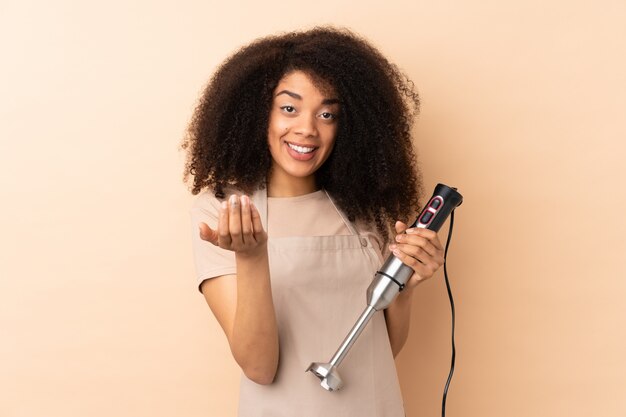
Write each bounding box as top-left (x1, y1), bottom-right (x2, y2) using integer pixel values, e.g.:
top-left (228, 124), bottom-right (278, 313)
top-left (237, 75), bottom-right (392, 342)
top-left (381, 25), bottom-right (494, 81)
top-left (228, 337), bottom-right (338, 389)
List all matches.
top-left (235, 244), bottom-right (268, 262)
top-left (392, 286), bottom-right (415, 307)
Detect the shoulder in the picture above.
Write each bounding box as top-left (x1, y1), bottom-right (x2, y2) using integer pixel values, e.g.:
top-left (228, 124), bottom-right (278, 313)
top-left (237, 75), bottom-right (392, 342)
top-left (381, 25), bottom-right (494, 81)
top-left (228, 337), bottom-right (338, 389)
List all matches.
top-left (190, 186), bottom-right (242, 214)
top-left (191, 190), bottom-right (221, 212)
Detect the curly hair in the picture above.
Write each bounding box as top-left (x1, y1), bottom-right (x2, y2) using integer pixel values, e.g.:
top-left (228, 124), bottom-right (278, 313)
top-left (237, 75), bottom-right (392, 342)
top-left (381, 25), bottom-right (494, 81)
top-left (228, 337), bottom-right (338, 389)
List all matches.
top-left (181, 26), bottom-right (423, 241)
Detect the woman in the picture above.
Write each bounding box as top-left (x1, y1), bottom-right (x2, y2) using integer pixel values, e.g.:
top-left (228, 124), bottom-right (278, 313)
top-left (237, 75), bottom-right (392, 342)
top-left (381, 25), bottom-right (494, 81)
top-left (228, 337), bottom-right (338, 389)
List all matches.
top-left (183, 27), bottom-right (445, 416)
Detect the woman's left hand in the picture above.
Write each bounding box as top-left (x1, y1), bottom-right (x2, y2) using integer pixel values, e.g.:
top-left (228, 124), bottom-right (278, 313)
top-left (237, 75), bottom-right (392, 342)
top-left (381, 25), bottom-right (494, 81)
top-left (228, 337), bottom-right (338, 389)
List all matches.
top-left (389, 220), bottom-right (445, 289)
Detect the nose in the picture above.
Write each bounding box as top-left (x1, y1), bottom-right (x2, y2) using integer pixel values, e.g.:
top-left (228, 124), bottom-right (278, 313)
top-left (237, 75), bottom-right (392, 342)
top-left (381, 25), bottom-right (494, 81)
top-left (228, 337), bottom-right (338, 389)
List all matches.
top-left (294, 113), bottom-right (318, 138)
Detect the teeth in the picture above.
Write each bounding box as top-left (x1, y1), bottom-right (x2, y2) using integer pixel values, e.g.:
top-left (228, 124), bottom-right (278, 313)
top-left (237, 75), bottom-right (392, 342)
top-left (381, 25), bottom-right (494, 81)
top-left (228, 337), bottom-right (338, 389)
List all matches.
top-left (287, 142), bottom-right (315, 154)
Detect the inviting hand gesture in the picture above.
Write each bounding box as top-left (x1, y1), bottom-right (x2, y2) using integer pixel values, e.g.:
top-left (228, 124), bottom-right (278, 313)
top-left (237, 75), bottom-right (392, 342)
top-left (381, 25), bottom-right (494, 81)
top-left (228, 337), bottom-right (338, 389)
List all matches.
top-left (198, 194), bottom-right (268, 257)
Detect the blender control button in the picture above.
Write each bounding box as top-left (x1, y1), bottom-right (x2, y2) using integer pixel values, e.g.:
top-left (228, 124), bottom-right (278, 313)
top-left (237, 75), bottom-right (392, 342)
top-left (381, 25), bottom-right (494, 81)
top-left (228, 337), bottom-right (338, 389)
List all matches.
top-left (420, 211), bottom-right (433, 224)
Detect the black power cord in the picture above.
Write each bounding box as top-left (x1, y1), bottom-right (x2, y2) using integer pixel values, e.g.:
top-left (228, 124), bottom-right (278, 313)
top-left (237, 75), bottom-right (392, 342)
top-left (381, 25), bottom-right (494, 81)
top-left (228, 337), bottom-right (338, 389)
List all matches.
top-left (441, 209), bottom-right (456, 417)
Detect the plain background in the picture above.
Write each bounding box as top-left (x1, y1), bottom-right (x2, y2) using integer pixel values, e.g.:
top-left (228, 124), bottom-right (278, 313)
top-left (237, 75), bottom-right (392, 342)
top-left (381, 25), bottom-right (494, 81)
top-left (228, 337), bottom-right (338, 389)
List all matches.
top-left (1, 1), bottom-right (625, 416)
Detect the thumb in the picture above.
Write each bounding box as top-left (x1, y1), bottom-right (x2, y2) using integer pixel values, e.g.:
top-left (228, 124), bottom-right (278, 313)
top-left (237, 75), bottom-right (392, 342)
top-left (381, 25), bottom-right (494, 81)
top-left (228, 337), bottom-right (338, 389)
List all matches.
top-left (395, 220), bottom-right (408, 234)
top-left (198, 222), bottom-right (219, 245)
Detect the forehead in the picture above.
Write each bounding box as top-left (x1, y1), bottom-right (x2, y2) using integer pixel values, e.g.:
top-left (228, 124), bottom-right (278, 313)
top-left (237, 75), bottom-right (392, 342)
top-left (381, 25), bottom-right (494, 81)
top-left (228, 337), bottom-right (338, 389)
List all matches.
top-left (274, 70), bottom-right (337, 99)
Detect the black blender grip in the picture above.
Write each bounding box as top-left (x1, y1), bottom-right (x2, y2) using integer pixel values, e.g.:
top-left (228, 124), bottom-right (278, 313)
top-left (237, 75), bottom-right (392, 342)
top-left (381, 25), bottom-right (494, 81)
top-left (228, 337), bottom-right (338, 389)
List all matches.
top-left (410, 183), bottom-right (463, 232)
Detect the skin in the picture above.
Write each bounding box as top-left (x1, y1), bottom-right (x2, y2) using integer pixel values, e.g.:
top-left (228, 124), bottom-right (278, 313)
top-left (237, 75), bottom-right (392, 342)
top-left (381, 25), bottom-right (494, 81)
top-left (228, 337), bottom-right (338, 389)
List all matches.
top-left (197, 70), bottom-right (444, 384)
top-left (265, 70), bottom-right (340, 197)
top-left (384, 221), bottom-right (445, 357)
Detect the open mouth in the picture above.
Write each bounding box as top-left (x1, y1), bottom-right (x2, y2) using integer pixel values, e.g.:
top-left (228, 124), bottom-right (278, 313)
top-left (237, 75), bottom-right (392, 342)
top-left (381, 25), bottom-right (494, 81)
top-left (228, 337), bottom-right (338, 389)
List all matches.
top-left (286, 142), bottom-right (317, 154)
top-left (284, 141), bottom-right (319, 161)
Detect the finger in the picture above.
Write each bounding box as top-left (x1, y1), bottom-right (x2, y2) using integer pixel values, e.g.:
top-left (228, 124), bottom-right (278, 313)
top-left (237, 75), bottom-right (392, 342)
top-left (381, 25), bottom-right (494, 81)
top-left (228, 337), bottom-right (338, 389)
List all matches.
top-left (240, 195), bottom-right (253, 244)
top-left (394, 243), bottom-right (440, 267)
top-left (390, 244), bottom-right (422, 272)
top-left (217, 200), bottom-right (232, 247)
top-left (250, 202), bottom-right (265, 242)
top-left (198, 222), bottom-right (219, 246)
top-left (393, 233), bottom-right (445, 274)
top-left (228, 194), bottom-right (243, 247)
top-left (395, 220), bottom-right (408, 234)
top-left (405, 227), bottom-right (444, 251)
top-left (390, 244), bottom-right (438, 280)
top-left (395, 232), bottom-right (440, 257)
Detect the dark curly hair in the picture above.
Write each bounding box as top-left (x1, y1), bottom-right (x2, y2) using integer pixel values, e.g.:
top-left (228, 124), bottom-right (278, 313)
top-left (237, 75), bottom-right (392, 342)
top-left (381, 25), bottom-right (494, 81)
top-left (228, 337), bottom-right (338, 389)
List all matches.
top-left (182, 26), bottom-right (423, 241)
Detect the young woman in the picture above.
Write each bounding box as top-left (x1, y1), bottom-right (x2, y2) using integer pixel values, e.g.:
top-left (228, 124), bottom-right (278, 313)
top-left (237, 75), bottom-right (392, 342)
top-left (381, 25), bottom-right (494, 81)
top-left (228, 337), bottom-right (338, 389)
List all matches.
top-left (183, 27), bottom-right (445, 416)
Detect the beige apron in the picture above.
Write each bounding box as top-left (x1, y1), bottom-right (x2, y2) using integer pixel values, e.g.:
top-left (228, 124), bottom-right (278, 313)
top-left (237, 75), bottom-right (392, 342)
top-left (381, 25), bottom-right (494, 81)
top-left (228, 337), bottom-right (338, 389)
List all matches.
top-left (239, 189), bottom-right (405, 417)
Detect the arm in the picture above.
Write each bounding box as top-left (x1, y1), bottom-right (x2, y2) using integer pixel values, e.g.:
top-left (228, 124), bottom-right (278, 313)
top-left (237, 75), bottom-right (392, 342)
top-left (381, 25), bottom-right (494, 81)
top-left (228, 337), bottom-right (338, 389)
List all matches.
top-left (384, 286), bottom-right (415, 357)
top-left (199, 194), bottom-right (279, 384)
top-left (383, 221), bottom-right (445, 357)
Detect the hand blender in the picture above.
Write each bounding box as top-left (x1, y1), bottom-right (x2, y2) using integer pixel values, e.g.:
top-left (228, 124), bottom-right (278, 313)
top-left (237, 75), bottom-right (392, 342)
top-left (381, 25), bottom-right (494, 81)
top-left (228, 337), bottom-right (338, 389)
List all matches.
top-left (306, 183), bottom-right (463, 391)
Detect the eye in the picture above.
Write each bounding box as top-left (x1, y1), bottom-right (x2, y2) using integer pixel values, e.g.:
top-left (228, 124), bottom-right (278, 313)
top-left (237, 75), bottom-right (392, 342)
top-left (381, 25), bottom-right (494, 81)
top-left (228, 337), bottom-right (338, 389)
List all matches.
top-left (319, 112), bottom-right (335, 120)
top-left (280, 105), bottom-right (296, 113)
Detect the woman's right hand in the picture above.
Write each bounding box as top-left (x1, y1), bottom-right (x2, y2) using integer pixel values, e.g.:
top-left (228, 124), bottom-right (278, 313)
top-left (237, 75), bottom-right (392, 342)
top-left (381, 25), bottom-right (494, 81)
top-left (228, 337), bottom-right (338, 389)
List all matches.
top-left (198, 194), bottom-right (267, 257)
top-left (198, 194), bottom-right (278, 384)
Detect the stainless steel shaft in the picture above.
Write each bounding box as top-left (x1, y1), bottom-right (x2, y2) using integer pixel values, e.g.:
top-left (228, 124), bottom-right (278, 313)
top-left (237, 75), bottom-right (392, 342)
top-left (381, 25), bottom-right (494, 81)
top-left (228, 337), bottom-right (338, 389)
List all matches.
top-left (307, 184), bottom-right (463, 392)
top-left (329, 305), bottom-right (376, 367)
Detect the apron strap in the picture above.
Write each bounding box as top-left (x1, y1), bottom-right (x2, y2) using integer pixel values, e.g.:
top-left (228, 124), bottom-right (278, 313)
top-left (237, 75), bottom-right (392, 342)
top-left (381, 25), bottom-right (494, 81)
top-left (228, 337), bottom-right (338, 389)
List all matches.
top-left (324, 190), bottom-right (360, 236)
top-left (324, 190), bottom-right (380, 260)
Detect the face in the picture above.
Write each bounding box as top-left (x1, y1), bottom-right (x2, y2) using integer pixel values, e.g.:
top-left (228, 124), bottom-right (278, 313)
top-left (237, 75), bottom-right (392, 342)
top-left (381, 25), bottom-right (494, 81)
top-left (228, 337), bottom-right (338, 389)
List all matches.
top-left (266, 70), bottom-right (340, 194)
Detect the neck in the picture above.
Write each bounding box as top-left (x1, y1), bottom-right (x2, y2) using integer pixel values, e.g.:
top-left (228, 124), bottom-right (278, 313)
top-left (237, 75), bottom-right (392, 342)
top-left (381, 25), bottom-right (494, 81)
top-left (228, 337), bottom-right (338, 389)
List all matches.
top-left (267, 171), bottom-right (318, 197)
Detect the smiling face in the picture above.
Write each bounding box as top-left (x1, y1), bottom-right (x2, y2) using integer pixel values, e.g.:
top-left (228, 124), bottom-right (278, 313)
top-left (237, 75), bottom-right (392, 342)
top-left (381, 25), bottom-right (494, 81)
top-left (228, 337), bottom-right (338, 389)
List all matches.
top-left (266, 70), bottom-right (340, 197)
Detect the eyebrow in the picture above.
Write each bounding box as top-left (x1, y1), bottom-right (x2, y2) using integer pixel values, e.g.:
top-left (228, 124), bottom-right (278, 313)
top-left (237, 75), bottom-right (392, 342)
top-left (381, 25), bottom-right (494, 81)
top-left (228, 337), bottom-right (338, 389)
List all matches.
top-left (275, 90), bottom-right (340, 105)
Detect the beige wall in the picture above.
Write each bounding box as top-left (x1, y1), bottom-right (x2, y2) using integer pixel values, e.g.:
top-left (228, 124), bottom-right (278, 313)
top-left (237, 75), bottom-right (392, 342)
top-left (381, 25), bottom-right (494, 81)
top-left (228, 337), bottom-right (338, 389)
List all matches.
top-left (1, 1), bottom-right (625, 416)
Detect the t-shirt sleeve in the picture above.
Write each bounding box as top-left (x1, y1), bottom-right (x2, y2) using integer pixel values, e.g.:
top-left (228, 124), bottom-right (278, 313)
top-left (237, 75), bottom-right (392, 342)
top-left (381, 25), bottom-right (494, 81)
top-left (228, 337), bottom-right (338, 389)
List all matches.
top-left (189, 192), bottom-right (236, 292)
